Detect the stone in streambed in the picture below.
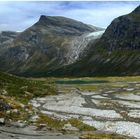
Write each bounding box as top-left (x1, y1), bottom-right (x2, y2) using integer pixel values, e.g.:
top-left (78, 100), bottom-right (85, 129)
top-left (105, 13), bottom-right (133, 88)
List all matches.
top-left (62, 123), bottom-right (79, 131)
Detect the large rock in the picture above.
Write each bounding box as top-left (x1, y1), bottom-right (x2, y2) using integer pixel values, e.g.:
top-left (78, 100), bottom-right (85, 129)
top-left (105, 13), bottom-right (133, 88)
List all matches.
top-left (62, 123), bottom-right (79, 131)
top-left (0, 118), bottom-right (5, 124)
top-left (0, 100), bottom-right (12, 111)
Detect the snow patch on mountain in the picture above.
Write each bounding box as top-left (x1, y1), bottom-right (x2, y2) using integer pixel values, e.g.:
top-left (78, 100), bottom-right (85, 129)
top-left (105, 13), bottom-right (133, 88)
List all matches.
top-left (66, 30), bottom-right (105, 64)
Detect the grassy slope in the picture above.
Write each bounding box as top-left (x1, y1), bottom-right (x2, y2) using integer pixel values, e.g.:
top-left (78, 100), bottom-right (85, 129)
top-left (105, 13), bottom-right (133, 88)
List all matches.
top-left (0, 71), bottom-right (56, 103)
top-left (0, 71), bottom-right (57, 122)
top-left (53, 76), bottom-right (140, 93)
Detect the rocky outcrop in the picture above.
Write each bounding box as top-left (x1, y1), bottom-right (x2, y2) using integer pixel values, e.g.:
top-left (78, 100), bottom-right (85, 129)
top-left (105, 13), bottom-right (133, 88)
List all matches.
top-left (0, 31), bottom-right (18, 49)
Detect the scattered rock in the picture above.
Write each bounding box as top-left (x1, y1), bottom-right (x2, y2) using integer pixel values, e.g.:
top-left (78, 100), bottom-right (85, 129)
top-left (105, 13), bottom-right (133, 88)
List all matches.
top-left (27, 125), bottom-right (38, 131)
top-left (56, 133), bottom-right (63, 136)
top-left (31, 115), bottom-right (39, 122)
top-left (0, 118), bottom-right (5, 124)
top-left (10, 121), bottom-right (26, 128)
top-left (30, 100), bottom-right (40, 108)
top-left (1, 90), bottom-right (8, 95)
top-left (20, 103), bottom-right (25, 108)
top-left (47, 127), bottom-right (53, 131)
top-left (124, 88), bottom-right (134, 91)
top-left (120, 111), bottom-right (128, 117)
top-left (9, 134), bottom-right (16, 138)
top-left (12, 109), bottom-right (18, 113)
top-left (6, 110), bottom-right (11, 114)
top-left (36, 124), bottom-right (47, 130)
top-left (24, 91), bottom-right (31, 96)
top-left (0, 100), bottom-right (12, 111)
top-left (39, 124), bottom-right (47, 127)
top-left (62, 123), bottom-right (79, 131)
top-left (40, 127), bottom-right (48, 131)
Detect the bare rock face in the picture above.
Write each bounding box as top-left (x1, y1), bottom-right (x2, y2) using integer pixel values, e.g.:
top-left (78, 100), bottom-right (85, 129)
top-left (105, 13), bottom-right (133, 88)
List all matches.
top-left (86, 5), bottom-right (140, 76)
top-left (0, 31), bottom-right (18, 46)
top-left (0, 31), bottom-right (18, 51)
top-left (100, 5), bottom-right (140, 51)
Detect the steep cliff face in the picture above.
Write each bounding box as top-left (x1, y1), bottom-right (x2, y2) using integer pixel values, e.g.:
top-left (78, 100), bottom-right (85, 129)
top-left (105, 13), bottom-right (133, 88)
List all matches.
top-left (48, 5), bottom-right (140, 77)
top-left (88, 5), bottom-right (140, 76)
top-left (99, 5), bottom-right (140, 51)
top-left (0, 31), bottom-right (18, 49)
top-left (0, 16), bottom-right (102, 76)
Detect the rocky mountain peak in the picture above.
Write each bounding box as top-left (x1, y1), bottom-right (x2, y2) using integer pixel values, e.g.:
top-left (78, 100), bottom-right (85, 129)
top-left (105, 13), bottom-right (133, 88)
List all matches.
top-left (38, 15), bottom-right (87, 25)
top-left (99, 4), bottom-right (140, 52)
top-left (127, 5), bottom-right (140, 21)
top-left (37, 15), bottom-right (96, 34)
top-left (0, 15), bottom-right (103, 76)
top-left (39, 15), bottom-right (47, 21)
top-left (132, 5), bottom-right (140, 13)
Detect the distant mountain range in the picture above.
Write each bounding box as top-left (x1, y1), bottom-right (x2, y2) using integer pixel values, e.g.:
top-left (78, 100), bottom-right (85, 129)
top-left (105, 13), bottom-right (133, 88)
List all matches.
top-left (0, 5), bottom-right (139, 77)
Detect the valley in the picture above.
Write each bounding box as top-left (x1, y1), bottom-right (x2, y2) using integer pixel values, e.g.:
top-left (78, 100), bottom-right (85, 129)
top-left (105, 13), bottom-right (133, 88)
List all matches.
top-left (0, 3), bottom-right (139, 139)
top-left (32, 77), bottom-right (140, 138)
top-left (0, 75), bottom-right (140, 138)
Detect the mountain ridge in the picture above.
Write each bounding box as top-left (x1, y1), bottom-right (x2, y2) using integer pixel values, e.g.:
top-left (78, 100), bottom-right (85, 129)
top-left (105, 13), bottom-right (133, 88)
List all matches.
top-left (0, 15), bottom-right (103, 76)
top-left (0, 6), bottom-right (139, 77)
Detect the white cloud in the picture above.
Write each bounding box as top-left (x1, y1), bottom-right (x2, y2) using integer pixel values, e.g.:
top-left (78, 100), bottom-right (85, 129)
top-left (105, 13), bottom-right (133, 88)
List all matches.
top-left (0, 1), bottom-right (139, 31)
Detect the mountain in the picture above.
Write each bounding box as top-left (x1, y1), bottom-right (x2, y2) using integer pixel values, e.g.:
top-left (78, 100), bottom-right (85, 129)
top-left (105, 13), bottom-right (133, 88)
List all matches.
top-left (1, 6), bottom-right (139, 77)
top-left (0, 31), bottom-right (18, 49)
top-left (0, 16), bottom-right (103, 76)
top-left (48, 5), bottom-right (140, 77)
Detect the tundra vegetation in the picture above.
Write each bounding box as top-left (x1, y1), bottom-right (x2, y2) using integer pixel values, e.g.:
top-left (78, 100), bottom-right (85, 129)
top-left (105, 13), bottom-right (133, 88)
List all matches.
top-left (1, 71), bottom-right (139, 138)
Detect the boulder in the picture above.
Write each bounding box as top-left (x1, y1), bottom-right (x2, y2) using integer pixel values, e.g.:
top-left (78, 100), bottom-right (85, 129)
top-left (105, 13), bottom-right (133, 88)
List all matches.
top-left (62, 123), bottom-right (79, 131)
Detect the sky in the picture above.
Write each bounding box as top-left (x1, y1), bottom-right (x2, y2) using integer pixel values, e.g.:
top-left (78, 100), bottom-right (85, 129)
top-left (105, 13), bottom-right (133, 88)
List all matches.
top-left (0, 1), bottom-right (139, 31)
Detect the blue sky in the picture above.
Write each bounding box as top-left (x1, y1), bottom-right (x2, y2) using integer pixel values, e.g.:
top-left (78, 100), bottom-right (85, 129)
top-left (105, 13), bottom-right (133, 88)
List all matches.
top-left (0, 1), bottom-right (139, 31)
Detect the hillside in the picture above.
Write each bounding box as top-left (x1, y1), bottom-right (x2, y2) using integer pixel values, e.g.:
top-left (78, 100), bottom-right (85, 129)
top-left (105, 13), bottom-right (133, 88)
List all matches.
top-left (0, 16), bottom-right (102, 76)
top-left (48, 5), bottom-right (140, 77)
top-left (0, 71), bottom-right (56, 127)
top-left (0, 71), bottom-right (56, 103)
